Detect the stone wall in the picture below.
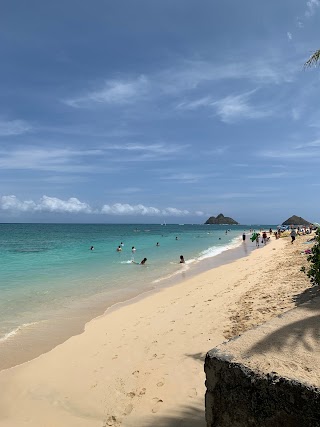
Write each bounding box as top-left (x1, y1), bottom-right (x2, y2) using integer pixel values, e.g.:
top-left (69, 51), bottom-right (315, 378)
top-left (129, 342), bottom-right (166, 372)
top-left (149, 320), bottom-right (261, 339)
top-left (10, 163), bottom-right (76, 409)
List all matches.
top-left (205, 348), bottom-right (320, 427)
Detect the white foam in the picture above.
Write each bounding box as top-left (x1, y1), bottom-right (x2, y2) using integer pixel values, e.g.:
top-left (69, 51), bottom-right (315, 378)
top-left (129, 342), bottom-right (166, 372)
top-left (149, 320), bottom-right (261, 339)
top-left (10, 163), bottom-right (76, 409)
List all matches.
top-left (0, 322), bottom-right (39, 343)
top-left (152, 263), bottom-right (190, 284)
top-left (197, 236), bottom-right (242, 261)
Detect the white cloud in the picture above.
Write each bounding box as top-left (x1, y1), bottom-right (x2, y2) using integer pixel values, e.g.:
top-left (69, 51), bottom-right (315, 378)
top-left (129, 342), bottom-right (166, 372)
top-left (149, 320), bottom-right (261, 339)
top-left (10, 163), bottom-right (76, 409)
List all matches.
top-left (163, 207), bottom-right (190, 216)
top-left (247, 172), bottom-right (287, 179)
top-left (211, 92), bottom-right (271, 123)
top-left (63, 57), bottom-right (298, 111)
top-left (0, 120), bottom-right (32, 136)
top-left (176, 96), bottom-right (214, 111)
top-left (1, 195), bottom-right (36, 212)
top-left (65, 75), bottom-right (149, 107)
top-left (177, 91), bottom-right (271, 123)
top-left (0, 197), bottom-right (195, 217)
top-left (305, 0), bottom-right (320, 17)
top-left (101, 203), bottom-right (189, 216)
top-left (107, 143), bottom-right (185, 156)
top-left (161, 172), bottom-right (213, 184)
top-left (0, 146), bottom-right (105, 173)
top-left (161, 58), bottom-right (297, 91)
top-left (259, 140), bottom-right (320, 158)
top-left (37, 196), bottom-right (92, 213)
top-left (296, 19), bottom-right (304, 28)
top-left (101, 203), bottom-right (160, 216)
top-left (0, 195), bottom-right (92, 214)
top-left (287, 32), bottom-right (293, 41)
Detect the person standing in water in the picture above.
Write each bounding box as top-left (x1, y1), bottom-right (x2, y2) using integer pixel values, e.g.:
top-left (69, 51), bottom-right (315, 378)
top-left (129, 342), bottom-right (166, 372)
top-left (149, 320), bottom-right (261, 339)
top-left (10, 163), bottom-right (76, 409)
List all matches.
top-left (242, 232), bottom-right (246, 242)
top-left (140, 258), bottom-right (147, 265)
top-left (180, 255), bottom-right (185, 263)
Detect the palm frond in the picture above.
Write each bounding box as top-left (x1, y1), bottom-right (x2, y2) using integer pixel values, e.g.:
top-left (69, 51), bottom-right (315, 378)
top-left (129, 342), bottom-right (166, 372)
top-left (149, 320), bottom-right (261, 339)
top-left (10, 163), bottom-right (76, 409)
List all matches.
top-left (304, 49), bottom-right (320, 68)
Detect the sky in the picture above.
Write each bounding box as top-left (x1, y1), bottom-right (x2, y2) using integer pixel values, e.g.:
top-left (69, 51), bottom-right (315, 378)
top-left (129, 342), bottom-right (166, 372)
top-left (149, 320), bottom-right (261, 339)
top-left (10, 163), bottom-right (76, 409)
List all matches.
top-left (0, 0), bottom-right (319, 224)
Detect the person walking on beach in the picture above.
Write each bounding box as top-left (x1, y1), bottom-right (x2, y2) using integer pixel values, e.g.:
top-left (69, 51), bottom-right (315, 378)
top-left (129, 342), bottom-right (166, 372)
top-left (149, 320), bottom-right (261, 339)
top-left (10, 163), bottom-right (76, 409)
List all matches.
top-left (262, 231), bottom-right (267, 245)
top-left (255, 233), bottom-right (260, 247)
top-left (290, 228), bottom-right (297, 244)
top-left (242, 232), bottom-right (246, 242)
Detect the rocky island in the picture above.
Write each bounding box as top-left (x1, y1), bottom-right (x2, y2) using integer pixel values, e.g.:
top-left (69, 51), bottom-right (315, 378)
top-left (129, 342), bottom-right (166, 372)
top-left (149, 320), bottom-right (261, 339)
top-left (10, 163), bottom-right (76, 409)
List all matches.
top-left (205, 213), bottom-right (239, 225)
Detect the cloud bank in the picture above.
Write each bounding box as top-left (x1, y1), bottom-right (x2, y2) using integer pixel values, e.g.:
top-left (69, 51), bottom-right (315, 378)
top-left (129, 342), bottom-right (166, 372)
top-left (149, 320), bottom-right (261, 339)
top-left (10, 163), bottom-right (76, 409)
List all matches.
top-left (0, 196), bottom-right (202, 217)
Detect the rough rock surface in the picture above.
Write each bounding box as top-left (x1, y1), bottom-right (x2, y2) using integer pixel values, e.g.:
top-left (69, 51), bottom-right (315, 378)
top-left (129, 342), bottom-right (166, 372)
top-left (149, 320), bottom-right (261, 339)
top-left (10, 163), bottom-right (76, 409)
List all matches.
top-left (205, 351), bottom-right (320, 427)
top-left (205, 296), bottom-right (320, 426)
top-left (205, 214), bottom-right (239, 225)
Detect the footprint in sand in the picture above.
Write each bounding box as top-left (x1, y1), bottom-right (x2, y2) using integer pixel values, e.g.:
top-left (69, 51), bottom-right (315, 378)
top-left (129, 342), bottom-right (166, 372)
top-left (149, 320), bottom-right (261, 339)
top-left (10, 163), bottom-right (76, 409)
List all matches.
top-left (127, 391), bottom-right (136, 398)
top-left (157, 381), bottom-right (164, 387)
top-left (132, 370), bottom-right (140, 377)
top-left (188, 388), bottom-right (198, 398)
top-left (103, 415), bottom-right (120, 426)
top-left (123, 404), bottom-right (133, 415)
top-left (152, 398), bottom-right (163, 413)
top-left (139, 388), bottom-right (146, 396)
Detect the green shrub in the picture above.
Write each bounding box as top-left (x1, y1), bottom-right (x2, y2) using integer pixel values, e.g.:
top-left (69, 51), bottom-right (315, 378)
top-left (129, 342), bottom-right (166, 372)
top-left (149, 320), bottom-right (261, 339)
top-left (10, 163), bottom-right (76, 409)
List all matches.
top-left (301, 228), bottom-right (320, 286)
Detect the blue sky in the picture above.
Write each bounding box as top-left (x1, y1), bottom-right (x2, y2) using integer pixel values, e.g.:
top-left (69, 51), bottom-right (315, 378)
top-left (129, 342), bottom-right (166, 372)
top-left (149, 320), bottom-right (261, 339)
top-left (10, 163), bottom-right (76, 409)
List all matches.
top-left (0, 0), bottom-right (319, 224)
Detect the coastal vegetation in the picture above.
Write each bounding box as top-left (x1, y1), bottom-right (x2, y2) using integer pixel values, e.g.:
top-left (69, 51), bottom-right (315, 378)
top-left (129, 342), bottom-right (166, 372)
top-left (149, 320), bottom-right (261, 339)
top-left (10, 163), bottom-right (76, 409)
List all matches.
top-left (305, 49), bottom-right (320, 67)
top-left (301, 227), bottom-right (320, 287)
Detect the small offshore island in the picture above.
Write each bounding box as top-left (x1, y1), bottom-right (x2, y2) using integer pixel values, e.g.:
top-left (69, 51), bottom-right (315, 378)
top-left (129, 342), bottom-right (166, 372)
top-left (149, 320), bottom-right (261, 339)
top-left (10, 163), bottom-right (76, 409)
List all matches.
top-left (205, 213), bottom-right (239, 225)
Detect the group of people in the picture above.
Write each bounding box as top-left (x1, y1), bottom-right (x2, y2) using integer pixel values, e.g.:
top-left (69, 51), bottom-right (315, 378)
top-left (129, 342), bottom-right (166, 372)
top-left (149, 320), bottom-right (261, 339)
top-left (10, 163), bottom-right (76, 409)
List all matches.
top-left (113, 239), bottom-right (185, 265)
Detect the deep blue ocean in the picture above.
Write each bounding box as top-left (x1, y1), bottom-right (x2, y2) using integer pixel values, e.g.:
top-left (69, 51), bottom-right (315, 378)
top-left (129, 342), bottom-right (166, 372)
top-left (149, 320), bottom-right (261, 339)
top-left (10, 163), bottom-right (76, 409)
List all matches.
top-left (0, 223), bottom-right (273, 351)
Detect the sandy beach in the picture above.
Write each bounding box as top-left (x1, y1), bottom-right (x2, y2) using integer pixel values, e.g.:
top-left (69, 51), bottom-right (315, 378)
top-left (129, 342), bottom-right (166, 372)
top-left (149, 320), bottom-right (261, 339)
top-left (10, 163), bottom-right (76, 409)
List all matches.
top-left (0, 233), bottom-right (315, 427)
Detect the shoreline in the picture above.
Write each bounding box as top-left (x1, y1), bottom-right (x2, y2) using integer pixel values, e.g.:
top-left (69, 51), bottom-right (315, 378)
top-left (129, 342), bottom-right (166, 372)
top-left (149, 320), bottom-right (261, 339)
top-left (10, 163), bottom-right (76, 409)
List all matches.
top-left (0, 232), bottom-right (256, 372)
top-left (0, 233), bottom-right (315, 426)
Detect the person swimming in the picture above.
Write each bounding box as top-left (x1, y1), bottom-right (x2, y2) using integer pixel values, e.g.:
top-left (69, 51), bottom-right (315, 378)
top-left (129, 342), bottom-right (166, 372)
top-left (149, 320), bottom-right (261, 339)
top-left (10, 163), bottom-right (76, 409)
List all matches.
top-left (90, 246), bottom-right (94, 250)
top-left (156, 242), bottom-right (160, 246)
top-left (132, 246), bottom-right (136, 253)
top-left (132, 257), bottom-right (147, 265)
top-left (179, 255), bottom-right (185, 263)
top-left (116, 246), bottom-right (122, 252)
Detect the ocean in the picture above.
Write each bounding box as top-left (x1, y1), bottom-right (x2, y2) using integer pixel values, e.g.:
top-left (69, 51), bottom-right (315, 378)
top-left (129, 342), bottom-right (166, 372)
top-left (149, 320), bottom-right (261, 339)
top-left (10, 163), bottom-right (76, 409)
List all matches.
top-left (0, 223), bottom-right (273, 369)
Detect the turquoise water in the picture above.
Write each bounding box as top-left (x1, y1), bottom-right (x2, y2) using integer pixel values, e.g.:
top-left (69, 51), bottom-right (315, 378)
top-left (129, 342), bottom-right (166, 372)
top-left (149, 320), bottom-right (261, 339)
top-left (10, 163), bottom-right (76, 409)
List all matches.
top-left (0, 223), bottom-right (272, 347)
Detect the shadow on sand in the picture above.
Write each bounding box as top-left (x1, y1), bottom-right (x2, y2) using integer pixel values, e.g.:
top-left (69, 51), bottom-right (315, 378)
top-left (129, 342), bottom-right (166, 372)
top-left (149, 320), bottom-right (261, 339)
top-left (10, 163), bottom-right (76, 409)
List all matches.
top-left (139, 404), bottom-right (205, 427)
top-left (247, 286), bottom-right (320, 356)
